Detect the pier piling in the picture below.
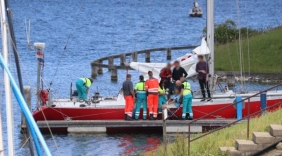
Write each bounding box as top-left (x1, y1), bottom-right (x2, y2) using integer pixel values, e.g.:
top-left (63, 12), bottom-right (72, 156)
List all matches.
top-left (145, 51), bottom-right (150, 62)
top-left (120, 54), bottom-right (126, 66)
top-left (132, 52), bottom-right (137, 62)
top-left (91, 64), bottom-right (98, 78)
top-left (110, 67), bottom-right (118, 81)
top-left (97, 60), bottom-right (103, 74)
top-left (21, 86), bottom-right (31, 129)
top-left (108, 57), bottom-right (114, 68)
top-left (166, 48), bottom-right (171, 60)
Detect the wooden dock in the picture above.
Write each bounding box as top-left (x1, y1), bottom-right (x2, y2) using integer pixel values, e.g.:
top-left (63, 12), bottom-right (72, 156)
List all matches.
top-left (22, 119), bottom-right (240, 134)
top-left (90, 45), bottom-right (197, 80)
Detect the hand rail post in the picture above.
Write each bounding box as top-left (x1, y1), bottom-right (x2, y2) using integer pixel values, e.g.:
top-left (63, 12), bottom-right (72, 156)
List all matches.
top-left (247, 98), bottom-right (250, 139)
top-left (188, 123), bottom-right (191, 156)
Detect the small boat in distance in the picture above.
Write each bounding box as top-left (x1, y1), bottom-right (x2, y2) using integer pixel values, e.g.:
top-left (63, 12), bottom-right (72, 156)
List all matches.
top-left (189, 1), bottom-right (203, 17)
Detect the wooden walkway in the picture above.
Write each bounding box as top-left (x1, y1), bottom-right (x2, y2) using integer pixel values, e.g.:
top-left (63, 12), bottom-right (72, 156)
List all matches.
top-left (22, 119), bottom-right (240, 133)
top-left (90, 45), bottom-right (197, 80)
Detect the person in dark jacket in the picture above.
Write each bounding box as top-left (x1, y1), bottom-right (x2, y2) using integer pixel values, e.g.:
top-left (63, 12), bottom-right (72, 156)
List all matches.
top-left (196, 55), bottom-right (211, 101)
top-left (171, 61), bottom-right (188, 94)
top-left (172, 61), bottom-right (188, 81)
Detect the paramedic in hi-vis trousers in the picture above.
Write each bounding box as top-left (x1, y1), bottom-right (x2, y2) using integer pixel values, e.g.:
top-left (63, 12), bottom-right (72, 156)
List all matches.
top-left (145, 71), bottom-right (159, 120)
top-left (180, 77), bottom-right (193, 120)
top-left (122, 74), bottom-right (135, 120)
top-left (134, 75), bottom-right (147, 120)
top-left (158, 79), bottom-right (167, 120)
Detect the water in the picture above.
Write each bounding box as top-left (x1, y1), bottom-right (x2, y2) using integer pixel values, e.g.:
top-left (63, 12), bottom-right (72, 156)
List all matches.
top-left (0, 0), bottom-right (282, 155)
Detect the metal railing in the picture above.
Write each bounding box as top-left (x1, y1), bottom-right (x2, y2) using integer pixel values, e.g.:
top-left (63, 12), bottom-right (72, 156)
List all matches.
top-left (187, 83), bottom-right (282, 156)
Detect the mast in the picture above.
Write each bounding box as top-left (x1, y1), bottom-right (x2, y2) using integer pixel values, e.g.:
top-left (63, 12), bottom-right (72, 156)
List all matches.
top-left (0, 0), bottom-right (15, 155)
top-left (0, 112), bottom-right (3, 156)
top-left (206, 0), bottom-right (215, 90)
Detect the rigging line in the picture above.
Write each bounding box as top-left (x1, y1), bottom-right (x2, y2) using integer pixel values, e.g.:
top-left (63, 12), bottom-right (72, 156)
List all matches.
top-left (7, 31), bottom-right (35, 155)
top-left (225, 31), bottom-right (236, 77)
top-left (48, 0), bottom-right (85, 89)
top-left (38, 106), bottom-right (62, 156)
top-left (244, 0), bottom-right (251, 79)
top-left (236, 0), bottom-right (243, 91)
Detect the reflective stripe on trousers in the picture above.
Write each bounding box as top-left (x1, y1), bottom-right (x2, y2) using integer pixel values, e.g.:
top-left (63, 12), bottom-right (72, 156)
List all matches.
top-left (124, 96), bottom-right (134, 117)
top-left (148, 94), bottom-right (158, 118)
top-left (182, 93), bottom-right (193, 119)
top-left (158, 95), bottom-right (167, 114)
top-left (135, 93), bottom-right (147, 119)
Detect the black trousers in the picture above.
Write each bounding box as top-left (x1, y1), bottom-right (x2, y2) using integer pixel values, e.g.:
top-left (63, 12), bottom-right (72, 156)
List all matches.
top-left (199, 79), bottom-right (211, 98)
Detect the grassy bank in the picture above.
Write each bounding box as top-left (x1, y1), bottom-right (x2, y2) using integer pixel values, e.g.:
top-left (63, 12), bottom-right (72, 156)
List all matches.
top-left (215, 26), bottom-right (282, 73)
top-left (146, 108), bottom-right (282, 156)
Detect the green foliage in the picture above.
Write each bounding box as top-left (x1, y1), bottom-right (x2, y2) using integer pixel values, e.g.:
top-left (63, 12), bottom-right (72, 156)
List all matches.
top-left (147, 108), bottom-right (282, 156)
top-left (215, 26), bottom-right (282, 73)
top-left (204, 19), bottom-right (259, 44)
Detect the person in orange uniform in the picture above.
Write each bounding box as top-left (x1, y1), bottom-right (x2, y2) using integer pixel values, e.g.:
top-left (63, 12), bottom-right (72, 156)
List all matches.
top-left (145, 71), bottom-right (159, 120)
top-left (122, 74), bottom-right (135, 120)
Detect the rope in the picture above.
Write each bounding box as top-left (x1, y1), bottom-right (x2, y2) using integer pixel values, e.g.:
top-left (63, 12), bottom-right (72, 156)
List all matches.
top-left (48, 0), bottom-right (85, 90)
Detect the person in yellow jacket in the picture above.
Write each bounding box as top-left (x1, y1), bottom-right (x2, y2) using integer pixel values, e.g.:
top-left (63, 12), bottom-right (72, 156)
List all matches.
top-left (75, 77), bottom-right (93, 101)
top-left (180, 77), bottom-right (193, 120)
top-left (134, 75), bottom-right (147, 120)
top-left (158, 79), bottom-right (167, 119)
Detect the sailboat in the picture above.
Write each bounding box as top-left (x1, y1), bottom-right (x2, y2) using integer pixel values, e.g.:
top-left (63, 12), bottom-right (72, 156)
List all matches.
top-left (32, 0), bottom-right (282, 127)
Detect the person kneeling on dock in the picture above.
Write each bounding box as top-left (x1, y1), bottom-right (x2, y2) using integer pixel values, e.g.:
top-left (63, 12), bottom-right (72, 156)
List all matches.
top-left (158, 79), bottom-right (167, 120)
top-left (180, 77), bottom-right (193, 120)
top-left (122, 74), bottom-right (135, 120)
top-left (145, 71), bottom-right (159, 120)
top-left (134, 75), bottom-right (147, 120)
top-left (75, 77), bottom-right (93, 103)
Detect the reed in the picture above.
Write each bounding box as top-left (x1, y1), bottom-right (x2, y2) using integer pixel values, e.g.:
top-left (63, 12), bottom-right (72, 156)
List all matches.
top-left (146, 108), bottom-right (282, 156)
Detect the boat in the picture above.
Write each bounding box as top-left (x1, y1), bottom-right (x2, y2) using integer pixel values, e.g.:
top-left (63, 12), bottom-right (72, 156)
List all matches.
top-left (189, 1), bottom-right (203, 17)
top-left (32, 0), bottom-right (282, 123)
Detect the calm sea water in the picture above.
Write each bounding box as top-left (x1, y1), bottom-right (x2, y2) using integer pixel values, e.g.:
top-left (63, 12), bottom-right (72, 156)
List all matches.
top-left (0, 0), bottom-right (282, 155)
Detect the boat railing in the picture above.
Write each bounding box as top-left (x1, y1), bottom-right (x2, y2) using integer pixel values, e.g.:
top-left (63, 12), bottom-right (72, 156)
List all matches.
top-left (187, 83), bottom-right (282, 156)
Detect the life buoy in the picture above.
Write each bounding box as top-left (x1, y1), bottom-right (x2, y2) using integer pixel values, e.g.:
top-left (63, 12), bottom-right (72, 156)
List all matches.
top-left (40, 90), bottom-right (49, 105)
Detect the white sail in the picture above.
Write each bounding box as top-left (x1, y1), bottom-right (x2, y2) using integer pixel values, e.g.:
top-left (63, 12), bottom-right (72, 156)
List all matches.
top-left (129, 53), bottom-right (197, 79)
top-left (192, 37), bottom-right (210, 55)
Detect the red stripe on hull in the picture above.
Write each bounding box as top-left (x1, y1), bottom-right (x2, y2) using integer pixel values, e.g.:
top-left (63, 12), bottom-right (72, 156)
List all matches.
top-left (33, 99), bottom-right (282, 121)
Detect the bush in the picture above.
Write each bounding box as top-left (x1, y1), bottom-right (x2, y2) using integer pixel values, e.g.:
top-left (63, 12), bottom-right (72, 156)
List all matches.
top-left (203, 19), bottom-right (260, 44)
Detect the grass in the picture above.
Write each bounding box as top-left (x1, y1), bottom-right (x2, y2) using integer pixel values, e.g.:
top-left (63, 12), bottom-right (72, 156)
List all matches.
top-left (145, 108), bottom-right (282, 156)
top-left (214, 26), bottom-right (282, 73)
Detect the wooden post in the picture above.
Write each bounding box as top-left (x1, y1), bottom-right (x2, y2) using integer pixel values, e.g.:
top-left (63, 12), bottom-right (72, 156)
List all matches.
top-left (21, 86), bottom-right (31, 130)
top-left (91, 63), bottom-right (98, 78)
top-left (108, 57), bottom-right (114, 66)
top-left (120, 54), bottom-right (126, 66)
top-left (97, 60), bottom-right (103, 74)
top-left (108, 57), bottom-right (114, 72)
top-left (145, 51), bottom-right (150, 63)
top-left (167, 48), bottom-right (172, 60)
top-left (111, 67), bottom-right (118, 81)
top-left (163, 110), bottom-right (167, 151)
top-left (132, 52), bottom-right (137, 62)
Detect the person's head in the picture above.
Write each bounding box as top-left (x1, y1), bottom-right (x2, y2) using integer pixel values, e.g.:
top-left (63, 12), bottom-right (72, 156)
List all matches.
top-left (126, 74), bottom-right (131, 80)
top-left (166, 63), bottom-right (171, 69)
top-left (148, 71), bottom-right (153, 77)
top-left (198, 55), bottom-right (204, 62)
top-left (180, 76), bottom-right (185, 82)
top-left (139, 75), bottom-right (144, 81)
top-left (174, 60), bottom-right (180, 68)
top-left (175, 80), bottom-right (181, 86)
top-left (88, 78), bottom-right (93, 84)
top-left (159, 79), bottom-right (166, 87)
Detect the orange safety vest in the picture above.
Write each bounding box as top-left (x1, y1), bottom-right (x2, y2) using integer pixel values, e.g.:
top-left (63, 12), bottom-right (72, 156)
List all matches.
top-left (145, 78), bottom-right (159, 93)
